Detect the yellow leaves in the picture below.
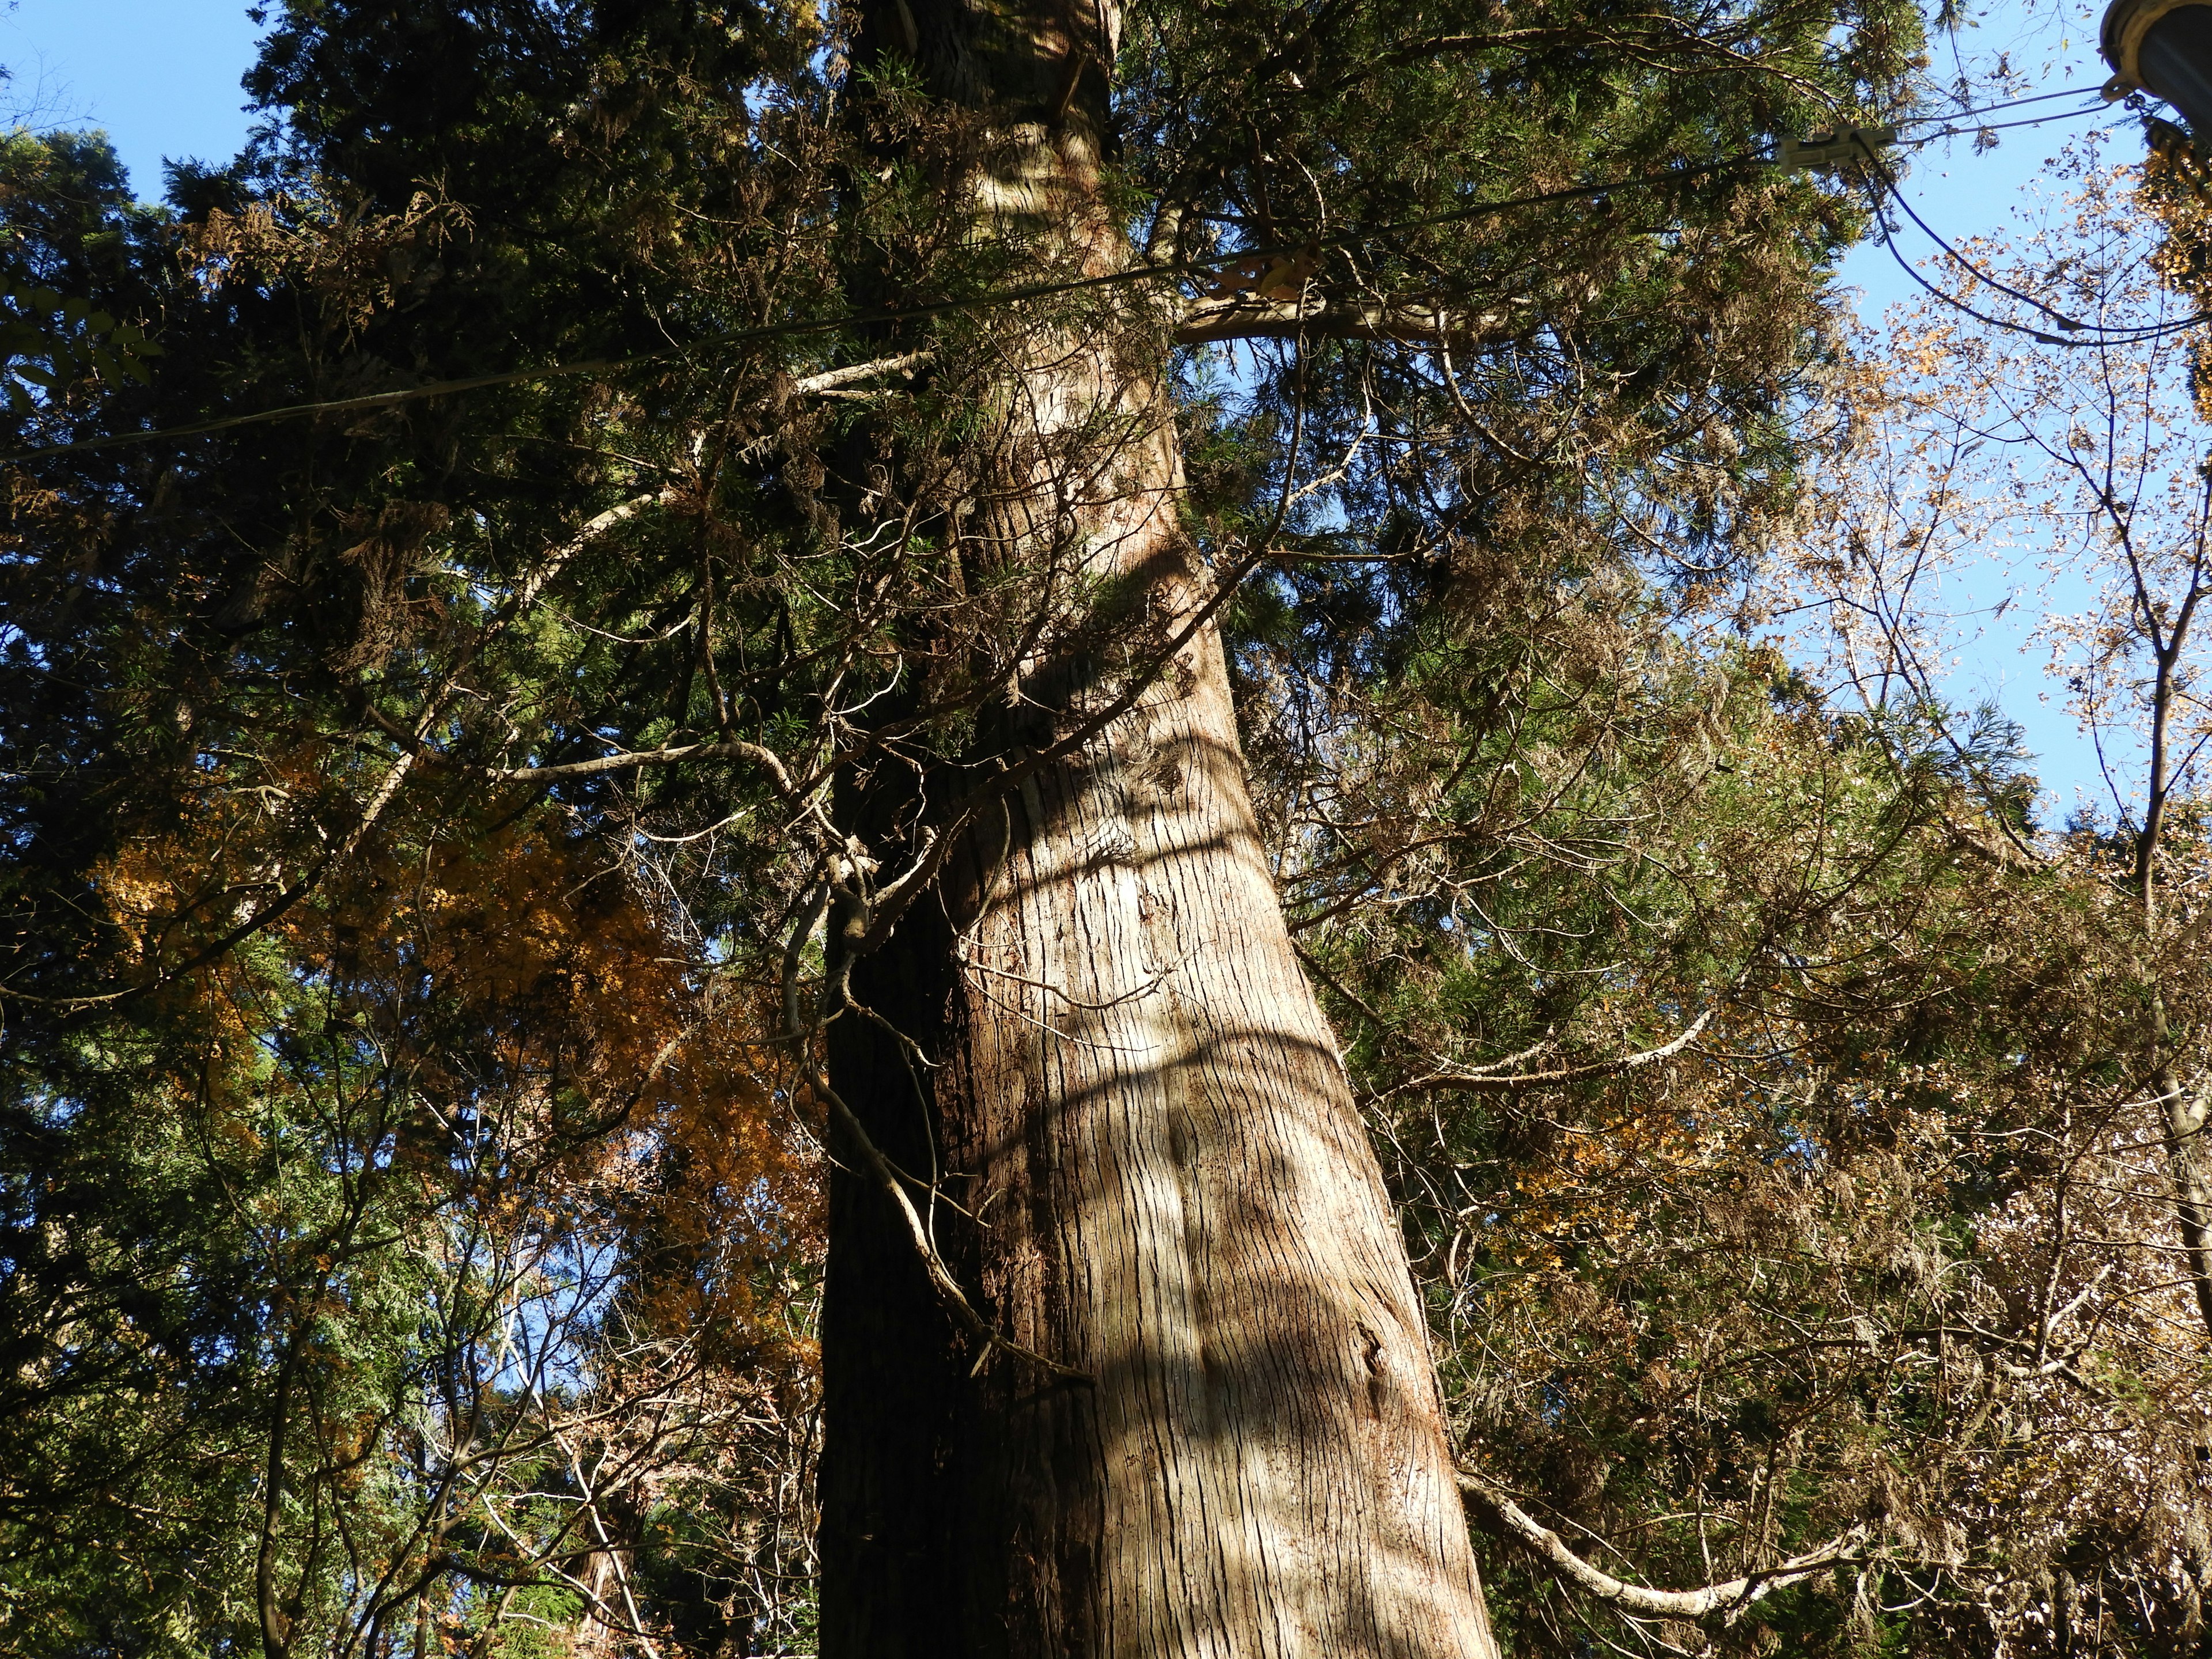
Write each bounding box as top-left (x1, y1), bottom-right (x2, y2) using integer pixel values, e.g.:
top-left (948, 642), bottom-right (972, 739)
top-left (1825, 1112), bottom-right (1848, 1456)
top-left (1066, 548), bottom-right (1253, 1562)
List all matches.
top-left (81, 719), bottom-right (822, 1420)
top-left (97, 864), bottom-right (169, 931)
top-left (317, 818), bottom-right (820, 1355)
top-left (1891, 323), bottom-right (1962, 381)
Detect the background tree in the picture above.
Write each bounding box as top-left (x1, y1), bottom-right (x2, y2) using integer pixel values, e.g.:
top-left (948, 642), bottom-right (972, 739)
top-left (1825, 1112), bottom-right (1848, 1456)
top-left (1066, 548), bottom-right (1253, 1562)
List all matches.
top-left (0, 1), bottom-right (2035, 1655)
top-left (0, 110), bottom-right (826, 1659)
top-left (1752, 135), bottom-right (2212, 1652)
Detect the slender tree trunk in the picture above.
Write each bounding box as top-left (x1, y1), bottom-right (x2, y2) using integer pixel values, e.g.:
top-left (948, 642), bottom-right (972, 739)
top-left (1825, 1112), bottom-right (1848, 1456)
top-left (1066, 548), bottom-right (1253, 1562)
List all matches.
top-left (818, 3), bottom-right (1499, 1655)
top-left (2156, 1056), bottom-right (2212, 1343)
top-left (2142, 605), bottom-right (2212, 1346)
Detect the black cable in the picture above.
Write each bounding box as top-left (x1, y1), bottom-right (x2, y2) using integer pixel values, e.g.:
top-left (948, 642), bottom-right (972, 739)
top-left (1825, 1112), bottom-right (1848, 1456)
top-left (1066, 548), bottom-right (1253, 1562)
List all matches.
top-left (1, 159), bottom-right (1762, 465)
top-left (1875, 156), bottom-right (2112, 335)
top-left (3, 99), bottom-right (2182, 466)
top-left (1892, 82), bottom-right (2111, 130)
top-left (1865, 148), bottom-right (2212, 347)
top-left (1910, 100), bottom-right (2112, 144)
top-left (1861, 166), bottom-right (2073, 340)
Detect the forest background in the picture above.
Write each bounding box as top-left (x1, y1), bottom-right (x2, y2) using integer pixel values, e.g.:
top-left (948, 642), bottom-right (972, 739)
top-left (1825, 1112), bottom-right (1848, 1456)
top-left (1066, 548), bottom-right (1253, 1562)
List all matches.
top-left (4, 0), bottom-right (2212, 1655)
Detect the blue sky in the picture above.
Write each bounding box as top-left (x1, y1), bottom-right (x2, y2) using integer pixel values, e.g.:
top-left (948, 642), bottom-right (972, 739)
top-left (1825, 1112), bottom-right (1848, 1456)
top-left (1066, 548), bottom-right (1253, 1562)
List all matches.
top-left (0, 0), bottom-right (2171, 809)
top-left (1840, 2), bottom-right (2104, 310)
top-left (0, 0), bottom-right (264, 196)
top-left (1834, 0), bottom-right (2128, 811)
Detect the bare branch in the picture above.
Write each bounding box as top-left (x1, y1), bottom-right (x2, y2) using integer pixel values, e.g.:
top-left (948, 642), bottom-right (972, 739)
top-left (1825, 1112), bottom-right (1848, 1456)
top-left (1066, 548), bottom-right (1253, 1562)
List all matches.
top-left (789, 351), bottom-right (933, 394)
top-left (1175, 293), bottom-right (1514, 347)
top-left (481, 737), bottom-right (790, 785)
top-left (1458, 1471), bottom-right (1870, 1623)
top-left (1385, 1006), bottom-right (1715, 1099)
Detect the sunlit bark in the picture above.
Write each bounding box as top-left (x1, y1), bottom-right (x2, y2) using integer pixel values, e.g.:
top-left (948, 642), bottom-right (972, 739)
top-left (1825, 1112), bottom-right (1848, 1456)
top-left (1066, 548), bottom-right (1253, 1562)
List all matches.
top-left (817, 2), bottom-right (1498, 1653)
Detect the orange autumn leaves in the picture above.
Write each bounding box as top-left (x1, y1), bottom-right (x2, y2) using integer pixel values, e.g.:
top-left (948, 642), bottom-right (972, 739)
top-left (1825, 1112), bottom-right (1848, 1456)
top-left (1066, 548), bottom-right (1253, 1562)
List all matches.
top-left (94, 771), bottom-right (821, 1365)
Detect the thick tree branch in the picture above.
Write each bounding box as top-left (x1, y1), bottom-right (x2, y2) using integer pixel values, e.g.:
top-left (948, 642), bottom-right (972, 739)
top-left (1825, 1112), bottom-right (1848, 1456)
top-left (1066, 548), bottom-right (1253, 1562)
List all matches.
top-left (790, 350), bottom-right (933, 393)
top-left (1174, 292), bottom-right (1514, 347)
top-left (1457, 1471), bottom-right (1869, 1623)
top-left (478, 737), bottom-right (787, 783)
top-left (1384, 1006), bottom-right (1715, 1099)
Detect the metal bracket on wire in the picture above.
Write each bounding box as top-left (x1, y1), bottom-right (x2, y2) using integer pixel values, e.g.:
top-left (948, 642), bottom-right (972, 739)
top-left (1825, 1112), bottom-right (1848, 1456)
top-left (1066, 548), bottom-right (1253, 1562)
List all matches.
top-left (1776, 123), bottom-right (1898, 172)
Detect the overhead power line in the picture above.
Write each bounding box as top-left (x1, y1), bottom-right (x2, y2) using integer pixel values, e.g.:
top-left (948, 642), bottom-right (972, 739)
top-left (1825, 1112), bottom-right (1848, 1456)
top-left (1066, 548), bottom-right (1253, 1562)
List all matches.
top-left (2, 94), bottom-right (2193, 465)
top-left (1864, 132), bottom-right (2212, 349)
top-left (0, 157), bottom-right (1775, 466)
top-left (1892, 81), bottom-right (2114, 129)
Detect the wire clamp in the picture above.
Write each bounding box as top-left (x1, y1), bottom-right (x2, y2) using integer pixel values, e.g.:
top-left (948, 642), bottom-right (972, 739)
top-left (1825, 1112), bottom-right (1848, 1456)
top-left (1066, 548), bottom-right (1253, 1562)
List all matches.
top-left (1777, 124), bottom-right (1898, 171)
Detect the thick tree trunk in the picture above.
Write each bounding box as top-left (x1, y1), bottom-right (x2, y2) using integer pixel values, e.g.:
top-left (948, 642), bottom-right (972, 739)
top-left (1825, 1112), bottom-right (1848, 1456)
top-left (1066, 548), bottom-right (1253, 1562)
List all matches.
top-left (817, 3), bottom-right (1499, 1656)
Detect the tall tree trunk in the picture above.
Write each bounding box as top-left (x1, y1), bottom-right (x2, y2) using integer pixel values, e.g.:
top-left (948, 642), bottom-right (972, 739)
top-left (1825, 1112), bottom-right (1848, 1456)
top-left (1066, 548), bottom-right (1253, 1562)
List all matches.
top-left (817, 3), bottom-right (1499, 1656)
top-left (2156, 1056), bottom-right (2212, 1343)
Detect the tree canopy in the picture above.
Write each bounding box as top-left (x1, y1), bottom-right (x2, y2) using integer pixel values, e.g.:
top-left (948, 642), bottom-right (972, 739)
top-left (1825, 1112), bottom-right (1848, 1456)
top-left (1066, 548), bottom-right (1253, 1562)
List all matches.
top-left (4, 1), bottom-right (2211, 1656)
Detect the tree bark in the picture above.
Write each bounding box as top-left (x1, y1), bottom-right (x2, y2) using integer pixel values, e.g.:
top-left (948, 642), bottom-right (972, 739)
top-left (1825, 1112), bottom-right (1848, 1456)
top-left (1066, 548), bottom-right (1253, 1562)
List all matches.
top-left (817, 4), bottom-right (1499, 1656)
top-left (2156, 1058), bottom-right (2212, 1343)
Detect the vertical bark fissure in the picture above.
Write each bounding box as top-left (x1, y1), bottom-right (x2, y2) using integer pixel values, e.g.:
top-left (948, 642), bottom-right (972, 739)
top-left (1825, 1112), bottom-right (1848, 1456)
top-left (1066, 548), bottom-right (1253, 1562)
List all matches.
top-left (819, 2), bottom-right (1499, 1653)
